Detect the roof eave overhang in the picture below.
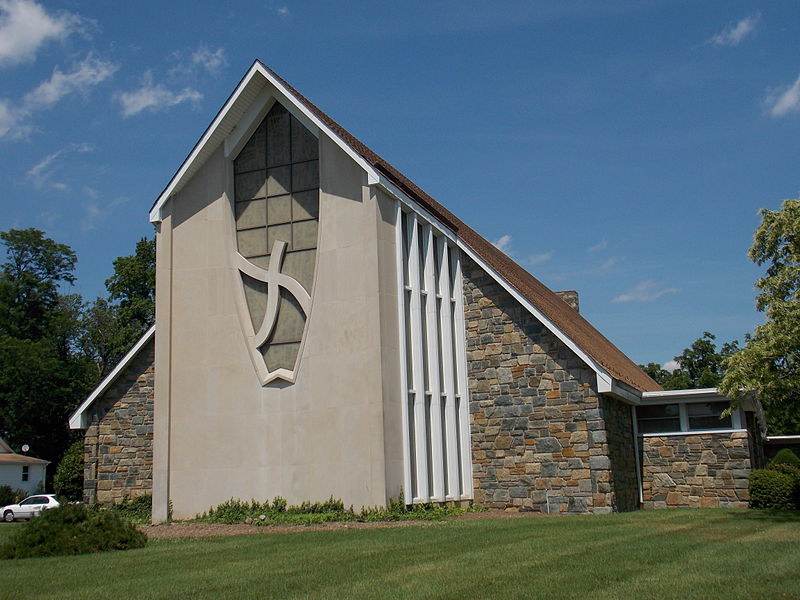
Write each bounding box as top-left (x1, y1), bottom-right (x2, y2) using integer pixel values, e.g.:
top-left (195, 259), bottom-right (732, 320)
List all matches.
top-left (149, 61), bottom-right (379, 223)
top-left (374, 175), bottom-right (639, 399)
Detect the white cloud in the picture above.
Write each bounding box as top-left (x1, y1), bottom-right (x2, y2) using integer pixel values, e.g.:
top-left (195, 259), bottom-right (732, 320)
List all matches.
top-left (277, 6), bottom-right (290, 17)
top-left (191, 46), bottom-right (227, 76)
top-left (598, 257), bottom-right (618, 271)
top-left (0, 55), bottom-right (116, 139)
top-left (764, 74), bottom-right (800, 118)
top-left (118, 72), bottom-right (203, 117)
top-left (588, 239), bottom-right (607, 252)
top-left (26, 142), bottom-right (93, 189)
top-left (0, 0), bottom-right (81, 68)
top-left (492, 234), bottom-right (513, 253)
top-left (82, 195), bottom-right (126, 231)
top-left (612, 280), bottom-right (679, 303)
top-left (709, 13), bottom-right (760, 47)
top-left (662, 360), bottom-right (681, 373)
top-left (23, 56), bottom-right (117, 111)
top-left (523, 251), bottom-right (553, 266)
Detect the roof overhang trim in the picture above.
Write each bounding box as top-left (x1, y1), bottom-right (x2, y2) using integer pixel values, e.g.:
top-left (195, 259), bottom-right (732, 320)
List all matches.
top-left (69, 325), bottom-right (155, 429)
top-left (149, 61), bottom-right (379, 223)
top-left (374, 173), bottom-right (625, 398)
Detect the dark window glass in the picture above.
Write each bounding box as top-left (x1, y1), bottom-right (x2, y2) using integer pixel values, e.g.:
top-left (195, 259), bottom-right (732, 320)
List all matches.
top-left (21, 465), bottom-right (29, 482)
top-left (687, 402), bottom-right (732, 431)
top-left (637, 404), bottom-right (680, 434)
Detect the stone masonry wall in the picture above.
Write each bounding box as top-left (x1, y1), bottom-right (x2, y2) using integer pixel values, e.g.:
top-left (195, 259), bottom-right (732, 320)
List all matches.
top-left (83, 338), bottom-right (154, 505)
top-left (462, 255), bottom-right (638, 514)
top-left (641, 431), bottom-right (751, 509)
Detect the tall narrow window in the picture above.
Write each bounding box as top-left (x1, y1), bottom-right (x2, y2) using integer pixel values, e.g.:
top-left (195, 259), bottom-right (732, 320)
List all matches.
top-left (21, 465), bottom-right (29, 482)
top-left (233, 101), bottom-right (319, 381)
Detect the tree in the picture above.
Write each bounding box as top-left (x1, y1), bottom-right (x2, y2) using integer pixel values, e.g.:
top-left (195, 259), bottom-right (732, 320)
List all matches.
top-left (720, 198), bottom-right (800, 434)
top-left (0, 229), bottom-right (93, 471)
top-left (640, 332), bottom-right (737, 390)
top-left (80, 237), bottom-right (155, 379)
top-left (53, 439), bottom-right (84, 501)
top-left (105, 237), bottom-right (155, 333)
top-left (0, 228), bottom-right (77, 341)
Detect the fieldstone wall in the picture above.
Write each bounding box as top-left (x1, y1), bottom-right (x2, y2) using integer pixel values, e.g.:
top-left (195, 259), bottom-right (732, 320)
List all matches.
top-left (83, 337), bottom-right (154, 505)
top-left (640, 431), bottom-right (751, 508)
top-left (462, 255), bottom-right (638, 514)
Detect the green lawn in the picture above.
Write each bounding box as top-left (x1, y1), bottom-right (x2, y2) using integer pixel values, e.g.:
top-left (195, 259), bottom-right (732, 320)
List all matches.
top-left (0, 509), bottom-right (798, 599)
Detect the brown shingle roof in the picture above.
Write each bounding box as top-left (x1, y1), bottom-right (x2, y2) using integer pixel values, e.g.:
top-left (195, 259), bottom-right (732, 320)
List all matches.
top-left (259, 61), bottom-right (661, 393)
top-left (0, 453), bottom-right (49, 465)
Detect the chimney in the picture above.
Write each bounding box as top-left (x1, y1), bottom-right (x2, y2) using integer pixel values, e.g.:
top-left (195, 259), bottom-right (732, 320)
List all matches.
top-left (555, 290), bottom-right (579, 313)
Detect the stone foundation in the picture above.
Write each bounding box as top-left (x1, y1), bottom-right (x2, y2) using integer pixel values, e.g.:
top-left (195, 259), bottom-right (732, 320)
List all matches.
top-left (640, 431), bottom-right (751, 509)
top-left (462, 255), bottom-right (638, 514)
top-left (83, 338), bottom-right (155, 505)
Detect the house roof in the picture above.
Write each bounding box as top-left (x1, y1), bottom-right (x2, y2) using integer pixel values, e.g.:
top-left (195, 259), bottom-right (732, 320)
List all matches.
top-left (0, 453), bottom-right (49, 465)
top-left (151, 61), bottom-right (661, 394)
top-left (69, 325), bottom-right (155, 429)
top-left (0, 437), bottom-right (49, 465)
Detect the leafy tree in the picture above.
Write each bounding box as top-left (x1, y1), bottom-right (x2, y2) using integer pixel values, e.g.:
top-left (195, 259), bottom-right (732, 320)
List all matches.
top-left (720, 198), bottom-right (800, 434)
top-left (81, 237), bottom-right (155, 379)
top-left (105, 236), bottom-right (155, 333)
top-left (0, 229), bottom-right (76, 340)
top-left (640, 332), bottom-right (737, 390)
top-left (0, 229), bottom-right (93, 471)
top-left (53, 439), bottom-right (84, 501)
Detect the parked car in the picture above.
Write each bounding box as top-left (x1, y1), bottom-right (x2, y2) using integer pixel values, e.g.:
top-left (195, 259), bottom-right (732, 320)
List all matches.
top-left (2, 494), bottom-right (60, 522)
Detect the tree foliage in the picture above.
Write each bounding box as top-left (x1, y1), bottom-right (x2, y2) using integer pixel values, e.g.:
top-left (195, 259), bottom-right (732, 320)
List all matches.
top-left (640, 332), bottom-right (737, 390)
top-left (720, 198), bottom-right (800, 434)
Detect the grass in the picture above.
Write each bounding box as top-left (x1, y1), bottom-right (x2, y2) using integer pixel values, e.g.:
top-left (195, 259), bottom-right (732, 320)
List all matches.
top-left (0, 509), bottom-right (798, 599)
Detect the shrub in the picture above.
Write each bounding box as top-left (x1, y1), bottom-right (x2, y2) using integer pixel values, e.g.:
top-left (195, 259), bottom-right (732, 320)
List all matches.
top-left (749, 469), bottom-right (797, 510)
top-left (770, 448), bottom-right (800, 468)
top-left (108, 495), bottom-right (152, 525)
top-left (0, 504), bottom-right (146, 559)
top-left (53, 439), bottom-right (84, 501)
top-left (0, 485), bottom-right (26, 507)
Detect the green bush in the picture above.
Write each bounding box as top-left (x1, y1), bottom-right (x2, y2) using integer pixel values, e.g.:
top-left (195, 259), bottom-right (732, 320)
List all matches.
top-left (770, 448), bottom-right (800, 468)
top-left (108, 495), bottom-right (152, 525)
top-left (749, 469), bottom-right (798, 510)
top-left (0, 485), bottom-right (26, 507)
top-left (53, 439), bottom-right (84, 501)
top-left (0, 504), bottom-right (147, 559)
top-left (198, 495), bottom-right (476, 525)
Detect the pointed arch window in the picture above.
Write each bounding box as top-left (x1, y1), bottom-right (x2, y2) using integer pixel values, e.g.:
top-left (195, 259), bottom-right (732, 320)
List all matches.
top-left (233, 101), bottom-right (319, 380)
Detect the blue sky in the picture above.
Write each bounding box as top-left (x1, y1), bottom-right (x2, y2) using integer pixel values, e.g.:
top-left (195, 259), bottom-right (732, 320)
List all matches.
top-left (1, 0), bottom-right (798, 367)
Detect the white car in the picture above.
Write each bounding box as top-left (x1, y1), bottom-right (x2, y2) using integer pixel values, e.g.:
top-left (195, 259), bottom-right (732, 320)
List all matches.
top-left (2, 494), bottom-right (60, 522)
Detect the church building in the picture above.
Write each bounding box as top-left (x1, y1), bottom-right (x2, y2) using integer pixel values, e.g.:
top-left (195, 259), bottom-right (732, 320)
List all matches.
top-left (70, 62), bottom-right (763, 522)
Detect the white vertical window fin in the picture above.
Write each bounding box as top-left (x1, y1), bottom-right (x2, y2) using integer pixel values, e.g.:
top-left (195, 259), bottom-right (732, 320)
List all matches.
top-left (406, 213), bottom-right (429, 501)
top-left (395, 204), bottom-right (413, 504)
top-left (423, 225), bottom-right (444, 501)
top-left (437, 240), bottom-right (460, 499)
top-left (452, 248), bottom-right (474, 498)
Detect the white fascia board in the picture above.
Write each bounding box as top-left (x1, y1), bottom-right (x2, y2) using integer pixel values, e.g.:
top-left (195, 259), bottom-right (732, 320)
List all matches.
top-left (150, 62), bottom-right (379, 222)
top-left (766, 435), bottom-right (800, 442)
top-left (374, 175), bottom-right (616, 395)
top-left (69, 325), bottom-right (155, 429)
top-left (641, 388), bottom-right (724, 403)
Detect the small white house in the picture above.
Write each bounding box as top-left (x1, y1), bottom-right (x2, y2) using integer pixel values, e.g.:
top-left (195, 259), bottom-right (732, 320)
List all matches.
top-left (0, 437), bottom-right (48, 496)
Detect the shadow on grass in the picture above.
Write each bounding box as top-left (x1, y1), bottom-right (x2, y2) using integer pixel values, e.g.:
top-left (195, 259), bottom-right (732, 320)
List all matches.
top-left (723, 508), bottom-right (800, 523)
